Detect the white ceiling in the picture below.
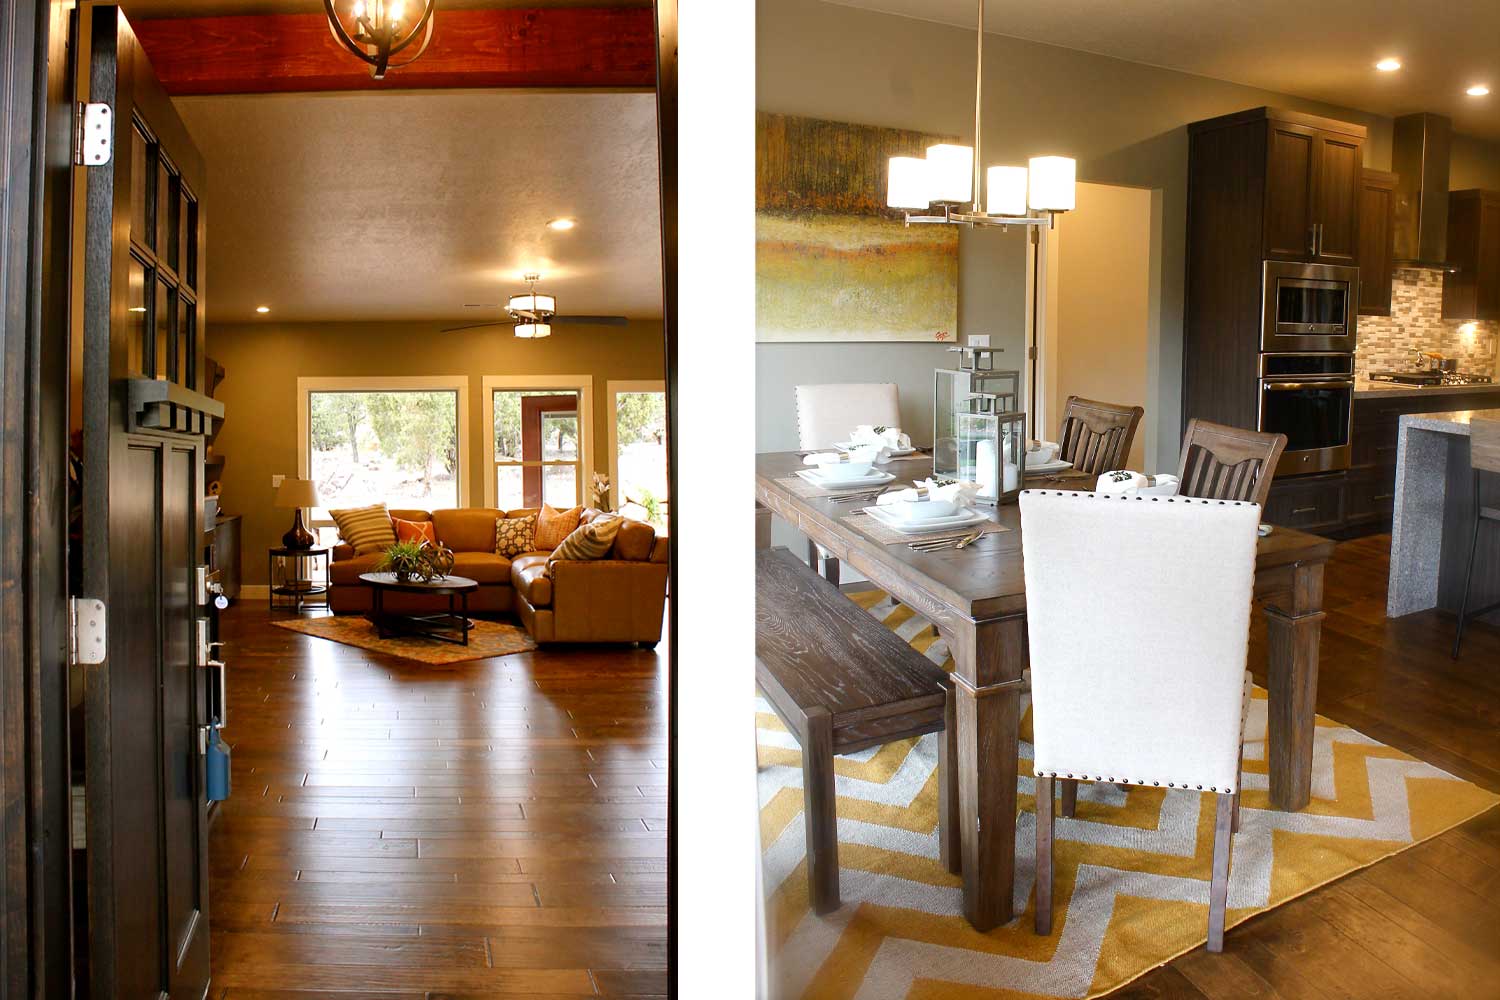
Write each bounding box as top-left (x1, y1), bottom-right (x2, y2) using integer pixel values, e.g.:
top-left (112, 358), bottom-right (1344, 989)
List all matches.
top-left (829, 0), bottom-right (1500, 141)
top-left (174, 90), bottom-right (662, 322)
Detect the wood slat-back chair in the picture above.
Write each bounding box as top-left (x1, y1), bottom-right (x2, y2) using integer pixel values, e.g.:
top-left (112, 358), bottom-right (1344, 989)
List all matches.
top-left (1176, 419), bottom-right (1287, 508)
top-left (1057, 396), bottom-right (1145, 476)
top-left (1453, 417), bottom-right (1500, 658)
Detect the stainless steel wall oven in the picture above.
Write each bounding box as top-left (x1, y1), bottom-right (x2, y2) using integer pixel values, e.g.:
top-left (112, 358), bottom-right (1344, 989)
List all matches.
top-left (1257, 353), bottom-right (1353, 475)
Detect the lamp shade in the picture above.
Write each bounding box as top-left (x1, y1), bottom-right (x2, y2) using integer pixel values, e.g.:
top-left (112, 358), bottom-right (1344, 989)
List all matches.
top-left (515, 322), bottom-right (551, 339)
top-left (1028, 156), bottom-right (1076, 212)
top-left (275, 478), bottom-right (319, 508)
top-left (887, 156), bottom-right (931, 209)
top-left (926, 143), bottom-right (974, 203)
top-left (506, 293), bottom-right (556, 315)
top-left (986, 165), bottom-right (1029, 216)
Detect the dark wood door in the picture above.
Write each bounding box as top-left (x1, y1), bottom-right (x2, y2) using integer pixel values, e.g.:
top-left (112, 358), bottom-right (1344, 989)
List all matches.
top-left (520, 393), bottom-right (580, 507)
top-left (1312, 133), bottom-right (1362, 265)
top-left (1357, 169), bottom-right (1397, 315)
top-left (76, 6), bottom-right (213, 998)
top-left (1263, 121), bottom-right (1318, 260)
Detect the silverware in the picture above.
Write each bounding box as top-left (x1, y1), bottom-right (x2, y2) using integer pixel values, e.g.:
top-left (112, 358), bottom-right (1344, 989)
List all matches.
top-left (908, 526), bottom-right (986, 552)
top-left (827, 489), bottom-right (885, 503)
top-left (953, 527), bottom-right (985, 549)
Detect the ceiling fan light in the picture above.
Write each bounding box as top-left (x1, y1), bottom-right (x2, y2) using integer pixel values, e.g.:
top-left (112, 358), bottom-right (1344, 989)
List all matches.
top-left (506, 293), bottom-right (556, 314)
top-left (515, 323), bottom-right (550, 339)
top-left (1028, 156), bottom-right (1076, 212)
top-left (986, 165), bottom-right (1029, 216)
top-left (887, 156), bottom-right (931, 209)
top-left (926, 143), bottom-right (974, 203)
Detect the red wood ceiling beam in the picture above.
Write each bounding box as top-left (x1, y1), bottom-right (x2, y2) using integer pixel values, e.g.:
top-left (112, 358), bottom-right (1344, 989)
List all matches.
top-left (132, 7), bottom-right (657, 95)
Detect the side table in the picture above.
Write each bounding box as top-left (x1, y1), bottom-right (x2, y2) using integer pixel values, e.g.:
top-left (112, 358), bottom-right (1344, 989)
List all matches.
top-left (269, 546), bottom-right (331, 611)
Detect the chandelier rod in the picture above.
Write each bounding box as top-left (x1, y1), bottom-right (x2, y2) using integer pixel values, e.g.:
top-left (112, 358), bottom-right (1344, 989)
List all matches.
top-left (972, 0), bottom-right (983, 215)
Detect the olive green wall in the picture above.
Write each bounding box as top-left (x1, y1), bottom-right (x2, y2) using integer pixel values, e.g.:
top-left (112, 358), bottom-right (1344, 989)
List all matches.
top-left (207, 319), bottom-right (666, 586)
top-left (756, 0), bottom-right (1500, 470)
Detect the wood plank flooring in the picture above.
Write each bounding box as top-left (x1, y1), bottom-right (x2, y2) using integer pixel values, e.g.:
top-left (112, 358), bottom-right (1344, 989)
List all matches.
top-left (1107, 534), bottom-right (1500, 999)
top-left (208, 607), bottom-right (667, 999)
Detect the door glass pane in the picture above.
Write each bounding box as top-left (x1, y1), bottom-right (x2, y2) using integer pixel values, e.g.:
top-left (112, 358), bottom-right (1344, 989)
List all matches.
top-left (127, 258), bottom-right (148, 375)
top-left (155, 159), bottom-right (172, 255)
top-left (177, 297), bottom-right (193, 388)
top-left (155, 279), bottom-right (172, 380)
top-left (307, 390), bottom-right (461, 514)
top-left (163, 171), bottom-right (181, 272)
top-left (543, 465), bottom-right (578, 508)
top-left (130, 126), bottom-right (149, 248)
top-left (540, 410), bottom-right (578, 461)
top-left (183, 196), bottom-right (198, 289)
top-left (496, 466), bottom-right (524, 510)
top-left (613, 390), bottom-right (667, 527)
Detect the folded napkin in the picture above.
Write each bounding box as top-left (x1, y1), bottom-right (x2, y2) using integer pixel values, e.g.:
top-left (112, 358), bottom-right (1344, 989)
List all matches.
top-left (1096, 470), bottom-right (1180, 497)
top-left (849, 424), bottom-right (913, 452)
top-left (876, 478), bottom-right (982, 508)
top-left (803, 445), bottom-right (879, 466)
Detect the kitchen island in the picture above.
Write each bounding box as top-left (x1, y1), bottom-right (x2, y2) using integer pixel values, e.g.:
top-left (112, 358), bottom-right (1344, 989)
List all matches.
top-left (1388, 408), bottom-right (1500, 624)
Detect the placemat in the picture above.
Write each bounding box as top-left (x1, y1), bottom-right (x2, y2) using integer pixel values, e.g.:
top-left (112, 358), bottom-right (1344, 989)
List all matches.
top-left (774, 475), bottom-right (899, 500)
top-left (843, 508), bottom-right (1010, 546)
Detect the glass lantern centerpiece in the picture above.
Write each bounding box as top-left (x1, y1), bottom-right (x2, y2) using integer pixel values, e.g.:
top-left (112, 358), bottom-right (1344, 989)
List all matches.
top-left (934, 369), bottom-right (1026, 505)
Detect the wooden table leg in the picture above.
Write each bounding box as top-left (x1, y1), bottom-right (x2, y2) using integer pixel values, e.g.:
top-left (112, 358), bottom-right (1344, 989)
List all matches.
top-left (950, 615), bottom-right (1025, 931)
top-left (802, 706), bottom-right (840, 914)
top-left (1263, 561), bottom-right (1325, 812)
top-left (755, 502), bottom-right (773, 550)
top-left (938, 683), bottom-right (961, 875)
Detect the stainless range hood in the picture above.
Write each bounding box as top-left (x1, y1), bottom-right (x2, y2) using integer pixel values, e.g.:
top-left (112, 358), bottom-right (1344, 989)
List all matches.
top-left (1391, 112), bottom-right (1457, 271)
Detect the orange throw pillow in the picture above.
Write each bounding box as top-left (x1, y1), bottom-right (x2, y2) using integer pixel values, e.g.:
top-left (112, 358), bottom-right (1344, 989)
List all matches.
top-left (392, 517), bottom-right (437, 546)
top-left (533, 504), bottom-right (583, 551)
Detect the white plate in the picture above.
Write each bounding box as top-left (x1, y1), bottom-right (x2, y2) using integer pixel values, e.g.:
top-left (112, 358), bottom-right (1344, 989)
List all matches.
top-left (795, 468), bottom-right (895, 489)
top-left (1025, 458), bottom-right (1074, 474)
top-left (836, 440), bottom-right (917, 457)
top-left (864, 504), bottom-right (988, 534)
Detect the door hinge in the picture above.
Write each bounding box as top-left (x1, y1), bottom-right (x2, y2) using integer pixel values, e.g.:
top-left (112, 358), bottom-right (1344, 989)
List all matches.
top-left (73, 102), bottom-right (113, 166)
top-left (1028, 345), bottom-right (1037, 360)
top-left (69, 598), bottom-right (107, 665)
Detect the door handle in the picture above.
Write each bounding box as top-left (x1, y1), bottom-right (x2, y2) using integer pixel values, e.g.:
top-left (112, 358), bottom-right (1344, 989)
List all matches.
top-left (1291, 506), bottom-right (1317, 515)
top-left (206, 659), bottom-right (227, 726)
top-left (1309, 224), bottom-right (1317, 255)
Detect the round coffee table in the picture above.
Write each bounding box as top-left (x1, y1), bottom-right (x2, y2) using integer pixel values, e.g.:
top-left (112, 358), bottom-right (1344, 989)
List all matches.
top-left (359, 572), bottom-right (479, 646)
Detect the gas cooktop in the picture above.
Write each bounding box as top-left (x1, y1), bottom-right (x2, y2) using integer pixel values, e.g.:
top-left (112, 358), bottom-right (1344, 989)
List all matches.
top-left (1366, 371), bottom-right (1495, 387)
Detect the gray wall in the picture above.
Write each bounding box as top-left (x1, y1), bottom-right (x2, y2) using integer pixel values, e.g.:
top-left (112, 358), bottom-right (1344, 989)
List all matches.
top-left (756, 0), bottom-right (1500, 472)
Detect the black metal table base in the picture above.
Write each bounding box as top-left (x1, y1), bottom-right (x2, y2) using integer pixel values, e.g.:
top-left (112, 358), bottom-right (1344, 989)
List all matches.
top-left (369, 586), bottom-right (473, 646)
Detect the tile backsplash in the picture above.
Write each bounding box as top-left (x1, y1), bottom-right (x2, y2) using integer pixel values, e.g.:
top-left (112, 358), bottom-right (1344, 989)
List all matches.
top-left (1357, 268), bottom-right (1499, 377)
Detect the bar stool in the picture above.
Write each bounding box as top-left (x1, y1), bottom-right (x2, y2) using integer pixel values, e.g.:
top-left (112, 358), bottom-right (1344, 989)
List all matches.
top-left (1453, 417), bottom-right (1500, 659)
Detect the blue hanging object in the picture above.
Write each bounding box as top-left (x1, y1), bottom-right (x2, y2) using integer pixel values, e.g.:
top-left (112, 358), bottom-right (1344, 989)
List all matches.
top-left (205, 724), bottom-right (231, 802)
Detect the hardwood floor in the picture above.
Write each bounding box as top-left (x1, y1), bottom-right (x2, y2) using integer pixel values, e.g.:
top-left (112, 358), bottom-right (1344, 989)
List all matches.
top-left (1108, 534), bottom-right (1500, 1000)
top-left (208, 605), bottom-right (667, 999)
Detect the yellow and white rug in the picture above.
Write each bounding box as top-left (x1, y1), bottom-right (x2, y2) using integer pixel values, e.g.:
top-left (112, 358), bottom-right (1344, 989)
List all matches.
top-left (757, 591), bottom-right (1499, 999)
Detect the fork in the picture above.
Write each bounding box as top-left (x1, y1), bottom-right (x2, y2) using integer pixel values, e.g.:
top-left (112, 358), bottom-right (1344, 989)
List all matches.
top-left (828, 490), bottom-right (885, 504)
top-left (908, 527), bottom-right (983, 552)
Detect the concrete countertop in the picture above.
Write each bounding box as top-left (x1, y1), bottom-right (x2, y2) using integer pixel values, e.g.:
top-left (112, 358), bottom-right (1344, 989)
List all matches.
top-left (1398, 408), bottom-right (1500, 434)
top-left (1354, 379), bottom-right (1500, 400)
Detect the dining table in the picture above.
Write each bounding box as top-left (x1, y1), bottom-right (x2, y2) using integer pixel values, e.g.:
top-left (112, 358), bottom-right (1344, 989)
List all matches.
top-left (755, 450), bottom-right (1336, 932)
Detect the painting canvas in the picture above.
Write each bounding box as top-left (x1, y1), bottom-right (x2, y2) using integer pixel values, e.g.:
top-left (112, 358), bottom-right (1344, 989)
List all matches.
top-left (757, 112), bottom-right (959, 343)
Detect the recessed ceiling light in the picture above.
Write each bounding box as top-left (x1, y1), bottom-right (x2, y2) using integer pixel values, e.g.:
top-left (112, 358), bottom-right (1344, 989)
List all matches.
top-left (1375, 58), bottom-right (1401, 72)
top-left (128, 306), bottom-right (146, 313)
top-left (255, 305), bottom-right (271, 313)
top-left (1467, 84), bottom-right (1491, 97)
top-left (547, 218), bottom-right (576, 231)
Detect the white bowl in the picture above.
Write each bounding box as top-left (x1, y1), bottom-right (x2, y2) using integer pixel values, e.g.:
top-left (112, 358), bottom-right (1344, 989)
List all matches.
top-left (884, 499), bottom-right (959, 521)
top-left (815, 461), bottom-right (875, 482)
top-left (1027, 441), bottom-right (1060, 465)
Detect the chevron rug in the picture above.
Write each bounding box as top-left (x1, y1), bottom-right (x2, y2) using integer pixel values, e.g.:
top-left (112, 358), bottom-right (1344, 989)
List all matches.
top-left (757, 590), bottom-right (1499, 999)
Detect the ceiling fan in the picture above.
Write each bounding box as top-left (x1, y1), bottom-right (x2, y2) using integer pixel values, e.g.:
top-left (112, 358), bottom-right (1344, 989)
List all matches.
top-left (441, 272), bottom-right (628, 338)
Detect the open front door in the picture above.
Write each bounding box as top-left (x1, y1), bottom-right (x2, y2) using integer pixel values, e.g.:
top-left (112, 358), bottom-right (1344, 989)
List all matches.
top-left (75, 5), bottom-right (214, 997)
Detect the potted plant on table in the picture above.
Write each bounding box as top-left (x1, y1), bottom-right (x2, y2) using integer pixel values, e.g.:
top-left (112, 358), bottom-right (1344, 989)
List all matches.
top-left (377, 540), bottom-right (427, 583)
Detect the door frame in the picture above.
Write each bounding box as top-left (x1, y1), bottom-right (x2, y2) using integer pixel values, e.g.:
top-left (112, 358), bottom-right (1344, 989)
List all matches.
top-left (0, 0), bottom-right (76, 996)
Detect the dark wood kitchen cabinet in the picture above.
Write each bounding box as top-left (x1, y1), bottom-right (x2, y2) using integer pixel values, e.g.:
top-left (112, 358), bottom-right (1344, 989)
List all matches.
top-left (1357, 169), bottom-right (1397, 315)
top-left (1259, 112), bottom-right (1364, 265)
top-left (1442, 189), bottom-right (1500, 321)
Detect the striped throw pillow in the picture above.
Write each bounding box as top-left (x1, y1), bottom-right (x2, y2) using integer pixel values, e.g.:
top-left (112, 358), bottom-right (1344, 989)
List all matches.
top-left (329, 503), bottom-right (397, 555)
top-left (545, 515), bottom-right (624, 576)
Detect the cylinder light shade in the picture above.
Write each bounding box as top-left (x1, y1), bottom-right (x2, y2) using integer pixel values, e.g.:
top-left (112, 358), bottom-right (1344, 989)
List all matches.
top-left (1028, 156), bottom-right (1076, 212)
top-left (515, 323), bottom-right (551, 339)
top-left (986, 165), bottom-right (1029, 216)
top-left (506, 293), bottom-right (556, 315)
top-left (926, 143), bottom-right (974, 203)
top-left (887, 156), bottom-right (931, 209)
top-left (275, 478), bottom-right (320, 508)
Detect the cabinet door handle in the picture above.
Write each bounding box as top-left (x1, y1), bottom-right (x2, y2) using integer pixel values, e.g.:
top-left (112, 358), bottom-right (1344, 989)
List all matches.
top-left (1309, 224), bottom-right (1317, 255)
top-left (1374, 493), bottom-right (1394, 502)
top-left (1292, 506), bottom-right (1317, 515)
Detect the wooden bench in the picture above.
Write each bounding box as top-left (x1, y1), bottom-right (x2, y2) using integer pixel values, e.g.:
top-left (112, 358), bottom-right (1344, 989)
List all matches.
top-left (755, 546), bottom-right (956, 913)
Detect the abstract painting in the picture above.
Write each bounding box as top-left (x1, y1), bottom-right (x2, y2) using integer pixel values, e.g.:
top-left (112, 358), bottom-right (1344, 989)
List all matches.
top-left (756, 112), bottom-right (958, 343)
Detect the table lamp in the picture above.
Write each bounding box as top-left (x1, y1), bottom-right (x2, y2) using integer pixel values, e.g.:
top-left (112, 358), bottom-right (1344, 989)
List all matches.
top-left (276, 478), bottom-right (320, 549)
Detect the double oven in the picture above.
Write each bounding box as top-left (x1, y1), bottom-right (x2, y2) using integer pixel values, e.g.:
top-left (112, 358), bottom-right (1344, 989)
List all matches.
top-left (1257, 261), bottom-right (1357, 476)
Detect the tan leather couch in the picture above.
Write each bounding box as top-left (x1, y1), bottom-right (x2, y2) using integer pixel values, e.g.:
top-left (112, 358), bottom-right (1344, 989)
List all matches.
top-left (329, 506), bottom-right (668, 646)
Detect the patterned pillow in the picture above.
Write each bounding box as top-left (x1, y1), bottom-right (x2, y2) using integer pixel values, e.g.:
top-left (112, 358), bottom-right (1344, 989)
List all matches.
top-left (494, 514), bottom-right (538, 558)
top-left (533, 504), bottom-right (584, 551)
top-left (545, 515), bottom-right (624, 576)
top-left (393, 517), bottom-right (437, 546)
top-left (329, 503), bottom-right (397, 555)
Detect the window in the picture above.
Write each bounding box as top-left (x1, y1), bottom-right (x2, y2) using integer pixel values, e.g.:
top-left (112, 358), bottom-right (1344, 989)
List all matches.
top-left (483, 376), bottom-right (594, 511)
top-left (297, 377), bottom-right (470, 523)
top-left (608, 381), bottom-right (668, 529)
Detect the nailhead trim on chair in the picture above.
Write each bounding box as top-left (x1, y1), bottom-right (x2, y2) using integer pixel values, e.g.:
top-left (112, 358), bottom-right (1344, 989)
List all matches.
top-left (1019, 488), bottom-right (1260, 512)
top-left (1036, 770), bottom-right (1234, 794)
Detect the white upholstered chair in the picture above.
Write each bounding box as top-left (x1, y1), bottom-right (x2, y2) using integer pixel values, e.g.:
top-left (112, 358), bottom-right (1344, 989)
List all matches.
top-left (793, 383), bottom-right (902, 584)
top-left (1019, 490), bottom-right (1260, 952)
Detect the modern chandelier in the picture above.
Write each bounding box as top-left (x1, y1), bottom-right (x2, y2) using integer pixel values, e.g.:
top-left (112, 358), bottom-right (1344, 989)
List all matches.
top-left (323, 0), bottom-right (437, 80)
top-left (507, 273), bottom-right (555, 339)
top-left (886, 0), bottom-right (1076, 228)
